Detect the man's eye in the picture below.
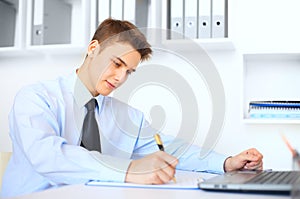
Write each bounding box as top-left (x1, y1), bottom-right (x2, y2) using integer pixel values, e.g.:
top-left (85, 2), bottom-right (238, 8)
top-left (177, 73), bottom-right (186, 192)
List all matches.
top-left (113, 60), bottom-right (121, 67)
top-left (126, 70), bottom-right (132, 75)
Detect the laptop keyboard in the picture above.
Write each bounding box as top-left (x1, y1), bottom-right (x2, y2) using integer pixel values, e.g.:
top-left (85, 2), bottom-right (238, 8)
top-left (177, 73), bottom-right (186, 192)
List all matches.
top-left (246, 171), bottom-right (300, 184)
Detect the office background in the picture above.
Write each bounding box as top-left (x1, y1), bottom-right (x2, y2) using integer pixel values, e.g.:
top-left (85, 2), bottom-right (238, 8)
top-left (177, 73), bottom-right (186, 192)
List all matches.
top-left (1, 0), bottom-right (300, 171)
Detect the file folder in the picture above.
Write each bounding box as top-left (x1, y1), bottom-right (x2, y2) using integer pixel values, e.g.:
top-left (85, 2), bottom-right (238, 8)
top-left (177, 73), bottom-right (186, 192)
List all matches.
top-left (198, 0), bottom-right (211, 38)
top-left (97, 0), bottom-right (110, 24)
top-left (111, 0), bottom-right (123, 20)
top-left (135, 0), bottom-right (149, 28)
top-left (32, 0), bottom-right (44, 45)
top-left (170, 0), bottom-right (184, 39)
top-left (184, 0), bottom-right (197, 39)
top-left (212, 0), bottom-right (225, 38)
top-left (123, 0), bottom-right (135, 24)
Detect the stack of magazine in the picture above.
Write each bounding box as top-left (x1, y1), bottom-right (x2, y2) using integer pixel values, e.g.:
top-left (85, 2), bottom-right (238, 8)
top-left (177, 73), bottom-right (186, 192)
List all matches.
top-left (248, 101), bottom-right (300, 119)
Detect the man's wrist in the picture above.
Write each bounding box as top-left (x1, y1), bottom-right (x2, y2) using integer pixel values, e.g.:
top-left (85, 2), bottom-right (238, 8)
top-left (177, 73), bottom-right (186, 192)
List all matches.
top-left (223, 156), bottom-right (232, 172)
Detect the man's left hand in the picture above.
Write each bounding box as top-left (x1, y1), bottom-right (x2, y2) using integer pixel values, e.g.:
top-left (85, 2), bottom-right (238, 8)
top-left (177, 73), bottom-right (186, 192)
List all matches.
top-left (224, 148), bottom-right (263, 172)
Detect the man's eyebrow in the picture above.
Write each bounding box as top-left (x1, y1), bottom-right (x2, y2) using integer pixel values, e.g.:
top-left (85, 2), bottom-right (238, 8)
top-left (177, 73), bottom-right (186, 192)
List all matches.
top-left (113, 56), bottom-right (127, 66)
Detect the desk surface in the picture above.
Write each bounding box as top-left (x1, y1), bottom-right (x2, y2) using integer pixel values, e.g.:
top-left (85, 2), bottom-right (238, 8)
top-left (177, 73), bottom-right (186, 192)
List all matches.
top-left (9, 184), bottom-right (290, 199)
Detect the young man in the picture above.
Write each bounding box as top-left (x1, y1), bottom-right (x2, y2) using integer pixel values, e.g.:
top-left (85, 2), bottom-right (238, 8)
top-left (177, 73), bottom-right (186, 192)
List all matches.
top-left (1, 19), bottom-right (263, 197)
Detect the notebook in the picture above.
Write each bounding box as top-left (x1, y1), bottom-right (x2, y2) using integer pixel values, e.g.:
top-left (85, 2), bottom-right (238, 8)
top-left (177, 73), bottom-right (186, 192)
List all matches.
top-left (198, 170), bottom-right (300, 194)
top-left (248, 101), bottom-right (300, 119)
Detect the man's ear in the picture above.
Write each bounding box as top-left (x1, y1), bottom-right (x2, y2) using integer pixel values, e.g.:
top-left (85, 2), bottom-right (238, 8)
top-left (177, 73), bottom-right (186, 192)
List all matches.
top-left (87, 40), bottom-right (100, 57)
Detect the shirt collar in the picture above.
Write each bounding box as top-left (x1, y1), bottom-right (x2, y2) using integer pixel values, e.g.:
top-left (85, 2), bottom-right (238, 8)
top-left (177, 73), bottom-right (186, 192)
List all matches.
top-left (73, 72), bottom-right (104, 109)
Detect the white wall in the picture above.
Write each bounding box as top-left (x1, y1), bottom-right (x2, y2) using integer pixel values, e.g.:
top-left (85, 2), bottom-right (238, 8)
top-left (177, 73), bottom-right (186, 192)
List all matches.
top-left (1, 0), bottom-right (300, 171)
top-left (231, 0), bottom-right (300, 53)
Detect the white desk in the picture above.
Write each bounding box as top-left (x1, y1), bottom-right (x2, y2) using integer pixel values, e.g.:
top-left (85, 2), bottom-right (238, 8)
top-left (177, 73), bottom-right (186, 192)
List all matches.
top-left (9, 184), bottom-right (290, 199)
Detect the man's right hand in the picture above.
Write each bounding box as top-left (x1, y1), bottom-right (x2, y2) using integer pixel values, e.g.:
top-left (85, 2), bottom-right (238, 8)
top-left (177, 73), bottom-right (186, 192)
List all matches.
top-left (125, 151), bottom-right (178, 184)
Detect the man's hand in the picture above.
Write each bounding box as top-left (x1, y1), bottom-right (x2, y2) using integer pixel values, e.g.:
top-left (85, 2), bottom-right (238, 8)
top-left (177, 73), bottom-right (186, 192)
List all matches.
top-left (125, 151), bottom-right (178, 184)
top-left (224, 148), bottom-right (263, 172)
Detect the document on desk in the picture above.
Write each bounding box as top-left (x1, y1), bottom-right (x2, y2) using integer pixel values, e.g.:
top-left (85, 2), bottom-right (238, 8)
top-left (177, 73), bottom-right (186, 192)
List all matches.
top-left (86, 170), bottom-right (217, 189)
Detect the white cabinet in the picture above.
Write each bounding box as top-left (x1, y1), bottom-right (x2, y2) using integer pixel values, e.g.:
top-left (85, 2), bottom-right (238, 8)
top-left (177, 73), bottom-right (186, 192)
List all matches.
top-left (0, 0), bottom-right (23, 51)
top-left (26, 0), bottom-right (90, 49)
top-left (31, 0), bottom-right (72, 45)
top-left (0, 0), bottom-right (91, 54)
top-left (0, 0), bottom-right (18, 47)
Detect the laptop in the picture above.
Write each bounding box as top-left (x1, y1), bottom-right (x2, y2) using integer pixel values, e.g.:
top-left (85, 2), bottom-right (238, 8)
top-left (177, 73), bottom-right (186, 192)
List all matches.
top-left (198, 170), bottom-right (300, 194)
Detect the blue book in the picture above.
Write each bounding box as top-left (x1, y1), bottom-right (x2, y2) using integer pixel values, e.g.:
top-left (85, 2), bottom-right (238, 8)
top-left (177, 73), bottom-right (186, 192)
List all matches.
top-left (249, 101), bottom-right (300, 108)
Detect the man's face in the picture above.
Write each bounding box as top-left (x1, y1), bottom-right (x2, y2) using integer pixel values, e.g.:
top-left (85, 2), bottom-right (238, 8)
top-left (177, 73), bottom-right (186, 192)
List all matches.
top-left (88, 42), bottom-right (141, 96)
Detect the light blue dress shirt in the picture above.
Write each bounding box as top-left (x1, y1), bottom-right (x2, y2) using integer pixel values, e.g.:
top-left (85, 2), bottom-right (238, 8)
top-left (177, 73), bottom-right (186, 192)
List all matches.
top-left (1, 72), bottom-right (227, 198)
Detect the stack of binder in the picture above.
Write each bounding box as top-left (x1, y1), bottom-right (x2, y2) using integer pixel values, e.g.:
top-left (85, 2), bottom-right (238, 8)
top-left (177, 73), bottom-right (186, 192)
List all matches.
top-left (167, 0), bottom-right (227, 39)
top-left (248, 101), bottom-right (300, 119)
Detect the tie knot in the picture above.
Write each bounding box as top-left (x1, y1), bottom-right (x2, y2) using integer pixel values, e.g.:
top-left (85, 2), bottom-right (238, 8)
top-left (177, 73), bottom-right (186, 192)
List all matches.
top-left (85, 99), bottom-right (97, 111)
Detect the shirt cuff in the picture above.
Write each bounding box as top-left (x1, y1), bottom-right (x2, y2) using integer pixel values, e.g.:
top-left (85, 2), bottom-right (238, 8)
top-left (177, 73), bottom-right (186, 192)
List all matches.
top-left (223, 156), bottom-right (232, 172)
top-left (89, 151), bottom-right (132, 182)
top-left (206, 152), bottom-right (228, 174)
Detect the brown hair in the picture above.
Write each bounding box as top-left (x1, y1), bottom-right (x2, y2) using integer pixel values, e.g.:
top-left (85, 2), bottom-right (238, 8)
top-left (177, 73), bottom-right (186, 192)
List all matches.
top-left (91, 18), bottom-right (152, 62)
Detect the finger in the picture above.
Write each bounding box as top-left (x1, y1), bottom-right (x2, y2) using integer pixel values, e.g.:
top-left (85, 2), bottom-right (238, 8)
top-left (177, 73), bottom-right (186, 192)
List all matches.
top-left (244, 152), bottom-right (263, 162)
top-left (245, 159), bottom-right (262, 166)
top-left (152, 169), bottom-right (174, 184)
top-left (161, 164), bottom-right (176, 181)
top-left (244, 161), bottom-right (263, 170)
top-left (245, 161), bottom-right (259, 168)
top-left (244, 164), bottom-right (263, 170)
top-left (245, 149), bottom-right (263, 159)
top-left (157, 151), bottom-right (179, 168)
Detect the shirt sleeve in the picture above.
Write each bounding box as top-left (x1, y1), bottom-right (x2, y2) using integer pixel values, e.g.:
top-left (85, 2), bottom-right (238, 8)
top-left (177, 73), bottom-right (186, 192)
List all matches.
top-left (131, 118), bottom-right (227, 174)
top-left (9, 85), bottom-right (131, 185)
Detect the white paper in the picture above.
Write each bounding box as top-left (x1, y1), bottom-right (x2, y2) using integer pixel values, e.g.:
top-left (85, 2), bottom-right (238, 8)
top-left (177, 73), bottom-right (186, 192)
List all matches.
top-left (86, 170), bottom-right (217, 189)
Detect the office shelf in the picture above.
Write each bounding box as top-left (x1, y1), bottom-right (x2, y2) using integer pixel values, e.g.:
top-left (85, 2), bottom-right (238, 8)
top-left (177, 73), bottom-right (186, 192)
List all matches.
top-left (243, 119), bottom-right (300, 125)
top-left (160, 38), bottom-right (235, 53)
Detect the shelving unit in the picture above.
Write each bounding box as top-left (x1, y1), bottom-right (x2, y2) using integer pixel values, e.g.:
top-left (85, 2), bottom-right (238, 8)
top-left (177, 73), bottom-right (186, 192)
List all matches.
top-left (243, 53), bottom-right (300, 124)
top-left (0, 0), bottom-right (234, 56)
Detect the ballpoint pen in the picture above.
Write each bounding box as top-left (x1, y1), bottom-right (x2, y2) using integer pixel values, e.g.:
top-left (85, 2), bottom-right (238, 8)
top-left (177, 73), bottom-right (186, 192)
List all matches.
top-left (154, 134), bottom-right (165, 151)
top-left (154, 134), bottom-right (177, 183)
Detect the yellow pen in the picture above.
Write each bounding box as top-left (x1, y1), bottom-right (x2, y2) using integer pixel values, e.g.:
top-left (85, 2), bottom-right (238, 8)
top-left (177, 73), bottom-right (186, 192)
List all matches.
top-left (154, 134), bottom-right (165, 151)
top-left (154, 134), bottom-right (177, 183)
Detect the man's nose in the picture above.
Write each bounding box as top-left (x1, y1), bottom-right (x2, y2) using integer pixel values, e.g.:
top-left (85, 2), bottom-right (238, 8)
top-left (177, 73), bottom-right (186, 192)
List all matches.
top-left (114, 68), bottom-right (127, 82)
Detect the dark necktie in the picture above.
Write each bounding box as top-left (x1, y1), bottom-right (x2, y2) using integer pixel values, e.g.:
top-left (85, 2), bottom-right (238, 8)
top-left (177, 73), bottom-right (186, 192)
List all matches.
top-left (81, 98), bottom-right (101, 153)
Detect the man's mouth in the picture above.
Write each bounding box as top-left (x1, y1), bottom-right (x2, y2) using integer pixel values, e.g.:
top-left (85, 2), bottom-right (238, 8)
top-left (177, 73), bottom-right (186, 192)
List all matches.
top-left (106, 80), bottom-right (116, 89)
